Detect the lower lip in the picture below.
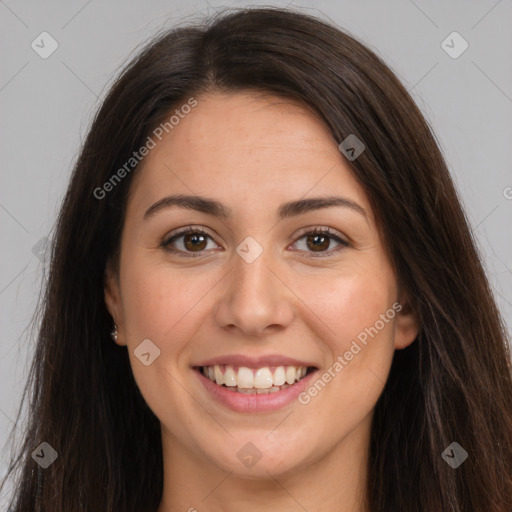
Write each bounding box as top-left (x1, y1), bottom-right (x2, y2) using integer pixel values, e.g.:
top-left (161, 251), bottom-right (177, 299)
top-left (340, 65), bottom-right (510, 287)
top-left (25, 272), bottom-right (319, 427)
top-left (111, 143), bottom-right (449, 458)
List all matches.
top-left (194, 368), bottom-right (318, 413)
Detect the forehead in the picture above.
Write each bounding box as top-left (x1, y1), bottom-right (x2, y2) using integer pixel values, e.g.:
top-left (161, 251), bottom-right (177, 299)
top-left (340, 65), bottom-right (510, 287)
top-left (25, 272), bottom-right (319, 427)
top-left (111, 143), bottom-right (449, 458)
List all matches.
top-left (126, 91), bottom-right (372, 221)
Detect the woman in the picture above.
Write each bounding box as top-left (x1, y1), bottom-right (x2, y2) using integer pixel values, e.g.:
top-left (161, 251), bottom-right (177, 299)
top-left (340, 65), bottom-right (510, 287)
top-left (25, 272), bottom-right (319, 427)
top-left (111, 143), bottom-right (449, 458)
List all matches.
top-left (2, 6), bottom-right (512, 512)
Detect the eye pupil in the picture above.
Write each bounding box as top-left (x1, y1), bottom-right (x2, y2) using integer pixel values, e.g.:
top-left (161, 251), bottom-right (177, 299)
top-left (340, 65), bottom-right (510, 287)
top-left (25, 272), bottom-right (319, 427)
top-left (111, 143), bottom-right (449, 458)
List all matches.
top-left (307, 234), bottom-right (330, 251)
top-left (184, 233), bottom-right (207, 251)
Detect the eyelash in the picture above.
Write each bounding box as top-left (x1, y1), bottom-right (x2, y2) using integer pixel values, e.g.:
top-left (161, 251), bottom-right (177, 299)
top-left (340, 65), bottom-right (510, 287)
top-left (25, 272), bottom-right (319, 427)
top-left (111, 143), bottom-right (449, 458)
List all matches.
top-left (161, 226), bottom-right (350, 258)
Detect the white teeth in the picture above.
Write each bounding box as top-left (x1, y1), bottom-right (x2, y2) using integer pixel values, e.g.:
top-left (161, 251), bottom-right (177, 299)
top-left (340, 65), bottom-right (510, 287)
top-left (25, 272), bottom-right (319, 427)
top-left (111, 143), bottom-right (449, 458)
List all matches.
top-left (285, 366), bottom-right (296, 385)
top-left (236, 367), bottom-right (254, 388)
top-left (224, 365), bottom-right (237, 387)
top-left (201, 364), bottom-right (310, 390)
top-left (254, 368), bottom-right (273, 389)
top-left (214, 365), bottom-right (223, 386)
top-left (273, 366), bottom-right (286, 386)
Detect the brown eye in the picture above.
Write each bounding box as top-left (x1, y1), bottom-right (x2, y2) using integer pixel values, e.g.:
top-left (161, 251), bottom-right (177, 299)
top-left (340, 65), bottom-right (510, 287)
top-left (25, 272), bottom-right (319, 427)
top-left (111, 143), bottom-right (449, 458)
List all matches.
top-left (183, 232), bottom-right (208, 251)
top-left (292, 228), bottom-right (349, 257)
top-left (305, 233), bottom-right (331, 252)
top-left (162, 227), bottom-right (219, 257)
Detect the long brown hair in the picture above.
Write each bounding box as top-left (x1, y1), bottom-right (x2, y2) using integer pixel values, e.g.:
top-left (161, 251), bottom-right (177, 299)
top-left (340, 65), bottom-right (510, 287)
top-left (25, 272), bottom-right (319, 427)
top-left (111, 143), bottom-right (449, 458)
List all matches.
top-left (2, 7), bottom-right (512, 511)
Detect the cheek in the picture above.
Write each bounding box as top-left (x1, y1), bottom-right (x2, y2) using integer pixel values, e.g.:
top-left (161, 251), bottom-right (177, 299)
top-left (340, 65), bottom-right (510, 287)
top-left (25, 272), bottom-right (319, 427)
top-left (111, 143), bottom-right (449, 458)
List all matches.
top-left (119, 253), bottom-right (213, 341)
top-left (296, 269), bottom-right (397, 406)
top-left (301, 267), bottom-right (396, 348)
top-left (117, 257), bottom-right (207, 432)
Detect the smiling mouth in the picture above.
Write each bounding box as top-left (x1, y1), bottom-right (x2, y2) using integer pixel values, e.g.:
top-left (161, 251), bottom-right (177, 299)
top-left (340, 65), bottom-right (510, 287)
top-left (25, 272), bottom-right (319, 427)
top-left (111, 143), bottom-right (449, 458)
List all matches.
top-left (194, 364), bottom-right (317, 394)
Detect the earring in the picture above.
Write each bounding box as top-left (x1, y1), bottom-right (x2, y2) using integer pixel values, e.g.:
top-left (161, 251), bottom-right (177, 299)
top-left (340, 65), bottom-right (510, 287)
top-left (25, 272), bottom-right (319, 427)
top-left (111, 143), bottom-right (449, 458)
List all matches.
top-left (111, 323), bottom-right (118, 342)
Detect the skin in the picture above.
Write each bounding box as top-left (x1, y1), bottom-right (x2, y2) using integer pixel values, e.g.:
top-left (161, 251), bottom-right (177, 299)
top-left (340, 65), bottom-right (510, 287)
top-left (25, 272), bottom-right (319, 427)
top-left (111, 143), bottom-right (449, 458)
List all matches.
top-left (104, 91), bottom-right (419, 512)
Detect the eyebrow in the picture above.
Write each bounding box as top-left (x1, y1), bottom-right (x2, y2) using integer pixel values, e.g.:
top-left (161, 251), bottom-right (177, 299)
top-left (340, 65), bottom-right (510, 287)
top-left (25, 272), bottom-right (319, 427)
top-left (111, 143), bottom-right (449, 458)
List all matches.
top-left (143, 194), bottom-right (367, 221)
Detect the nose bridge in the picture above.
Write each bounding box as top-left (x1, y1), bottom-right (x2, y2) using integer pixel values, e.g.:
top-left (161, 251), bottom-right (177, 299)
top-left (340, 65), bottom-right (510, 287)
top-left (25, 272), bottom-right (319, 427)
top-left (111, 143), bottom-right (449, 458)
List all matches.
top-left (215, 236), bottom-right (294, 335)
top-left (234, 241), bottom-right (274, 297)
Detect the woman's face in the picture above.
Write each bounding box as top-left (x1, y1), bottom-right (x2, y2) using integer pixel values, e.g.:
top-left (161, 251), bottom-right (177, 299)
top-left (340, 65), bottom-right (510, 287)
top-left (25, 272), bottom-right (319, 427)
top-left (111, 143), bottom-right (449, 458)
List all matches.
top-left (104, 91), bottom-right (418, 479)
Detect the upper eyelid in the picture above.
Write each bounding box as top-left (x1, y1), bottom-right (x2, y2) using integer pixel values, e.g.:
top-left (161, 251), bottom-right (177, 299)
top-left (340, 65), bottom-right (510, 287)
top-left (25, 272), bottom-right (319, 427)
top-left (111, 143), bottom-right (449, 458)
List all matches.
top-left (294, 225), bottom-right (346, 240)
top-left (164, 226), bottom-right (215, 242)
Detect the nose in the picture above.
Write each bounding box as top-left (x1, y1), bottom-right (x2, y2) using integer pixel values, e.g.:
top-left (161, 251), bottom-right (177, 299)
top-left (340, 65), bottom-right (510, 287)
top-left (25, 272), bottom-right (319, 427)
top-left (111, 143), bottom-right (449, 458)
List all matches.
top-left (213, 242), bottom-right (295, 337)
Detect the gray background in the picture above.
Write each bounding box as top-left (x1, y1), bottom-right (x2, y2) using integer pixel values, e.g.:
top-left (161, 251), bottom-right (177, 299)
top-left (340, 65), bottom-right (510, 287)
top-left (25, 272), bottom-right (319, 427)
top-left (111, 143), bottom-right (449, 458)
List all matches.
top-left (1, 0), bottom-right (511, 505)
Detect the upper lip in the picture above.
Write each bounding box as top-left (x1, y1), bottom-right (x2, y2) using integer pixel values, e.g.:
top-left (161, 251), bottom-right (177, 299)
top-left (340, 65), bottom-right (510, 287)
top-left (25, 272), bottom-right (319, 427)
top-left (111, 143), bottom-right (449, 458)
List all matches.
top-left (193, 354), bottom-right (318, 369)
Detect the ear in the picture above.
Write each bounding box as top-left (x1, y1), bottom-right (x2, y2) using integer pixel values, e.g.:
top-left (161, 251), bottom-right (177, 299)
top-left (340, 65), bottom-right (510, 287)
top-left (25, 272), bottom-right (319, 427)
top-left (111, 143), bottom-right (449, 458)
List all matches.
top-left (104, 259), bottom-right (126, 346)
top-left (393, 292), bottom-right (419, 350)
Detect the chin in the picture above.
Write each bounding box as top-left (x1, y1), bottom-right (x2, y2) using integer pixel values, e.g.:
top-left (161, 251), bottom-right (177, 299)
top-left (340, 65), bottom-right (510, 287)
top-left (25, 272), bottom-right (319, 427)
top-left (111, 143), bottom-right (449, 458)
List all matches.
top-left (207, 442), bottom-right (311, 480)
